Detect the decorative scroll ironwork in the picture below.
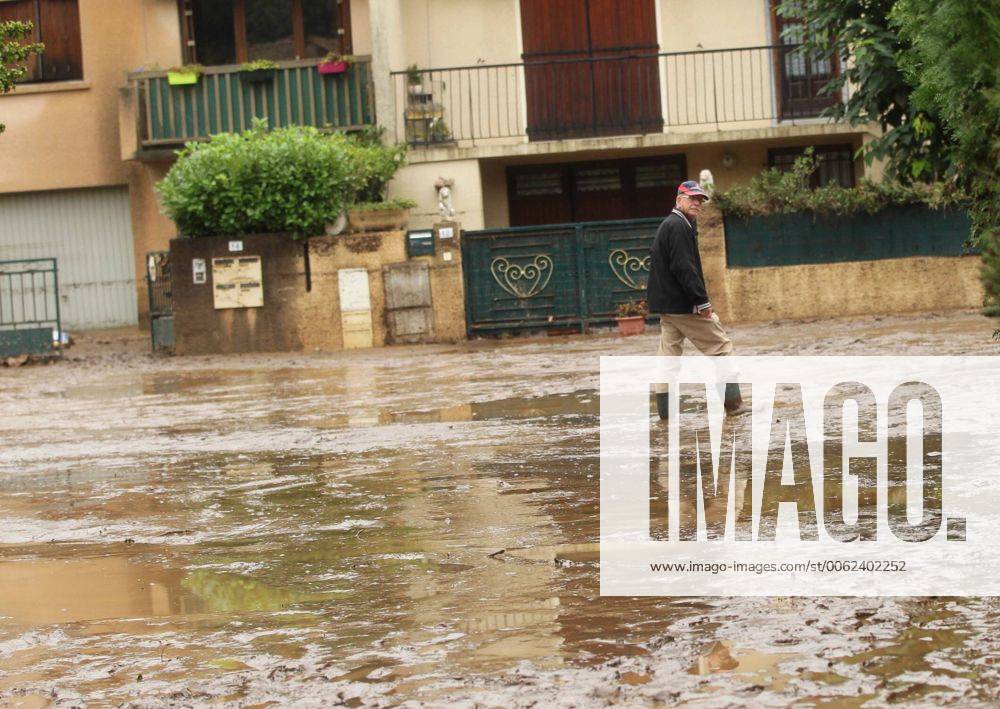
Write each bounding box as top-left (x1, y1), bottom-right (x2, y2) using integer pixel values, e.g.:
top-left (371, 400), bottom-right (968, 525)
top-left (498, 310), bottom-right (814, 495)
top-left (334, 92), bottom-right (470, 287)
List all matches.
top-left (608, 249), bottom-right (650, 290)
top-left (490, 255), bottom-right (553, 298)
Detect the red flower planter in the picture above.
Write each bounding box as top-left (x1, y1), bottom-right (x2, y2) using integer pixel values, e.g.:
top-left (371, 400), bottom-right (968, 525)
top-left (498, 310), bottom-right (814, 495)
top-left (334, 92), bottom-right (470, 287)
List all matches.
top-left (616, 316), bottom-right (646, 336)
top-left (317, 60), bottom-right (348, 75)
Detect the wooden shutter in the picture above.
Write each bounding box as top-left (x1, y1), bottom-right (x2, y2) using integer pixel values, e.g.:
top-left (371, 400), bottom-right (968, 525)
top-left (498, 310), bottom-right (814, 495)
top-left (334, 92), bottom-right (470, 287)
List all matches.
top-left (519, 0), bottom-right (662, 140)
top-left (519, 0), bottom-right (594, 140)
top-left (587, 0), bottom-right (662, 135)
top-left (37, 0), bottom-right (83, 81)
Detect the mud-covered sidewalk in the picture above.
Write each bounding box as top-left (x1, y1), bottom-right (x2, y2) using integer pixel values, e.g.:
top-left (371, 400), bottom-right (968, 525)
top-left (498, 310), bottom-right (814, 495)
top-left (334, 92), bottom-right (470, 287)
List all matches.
top-left (1, 310), bottom-right (999, 706)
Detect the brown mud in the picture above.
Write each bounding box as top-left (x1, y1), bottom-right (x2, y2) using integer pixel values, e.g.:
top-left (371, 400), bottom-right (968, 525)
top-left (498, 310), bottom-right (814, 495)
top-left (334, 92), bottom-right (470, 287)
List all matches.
top-left (1, 310), bottom-right (998, 706)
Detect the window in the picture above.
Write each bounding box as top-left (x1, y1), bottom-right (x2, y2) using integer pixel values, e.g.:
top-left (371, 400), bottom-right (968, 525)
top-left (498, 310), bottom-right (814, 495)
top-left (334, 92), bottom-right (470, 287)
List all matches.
top-left (769, 0), bottom-right (840, 119)
top-left (575, 168), bottom-right (622, 193)
top-left (507, 155), bottom-right (687, 226)
top-left (184, 0), bottom-right (349, 65)
top-left (768, 145), bottom-right (856, 188)
top-left (0, 0), bottom-right (83, 82)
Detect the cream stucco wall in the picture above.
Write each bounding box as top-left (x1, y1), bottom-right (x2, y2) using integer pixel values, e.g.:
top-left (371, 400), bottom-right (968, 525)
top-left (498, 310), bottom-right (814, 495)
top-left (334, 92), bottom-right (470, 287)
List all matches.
top-left (388, 159), bottom-right (485, 231)
top-left (351, 0), bottom-right (373, 55)
top-left (659, 0), bottom-right (771, 52)
top-left (0, 0), bottom-right (181, 195)
top-left (399, 0), bottom-right (521, 70)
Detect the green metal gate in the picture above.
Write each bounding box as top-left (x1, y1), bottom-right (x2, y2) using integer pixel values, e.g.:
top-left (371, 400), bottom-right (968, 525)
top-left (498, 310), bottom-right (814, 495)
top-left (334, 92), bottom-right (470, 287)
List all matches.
top-left (462, 218), bottom-right (661, 335)
top-left (0, 258), bottom-right (61, 358)
top-left (146, 251), bottom-right (174, 353)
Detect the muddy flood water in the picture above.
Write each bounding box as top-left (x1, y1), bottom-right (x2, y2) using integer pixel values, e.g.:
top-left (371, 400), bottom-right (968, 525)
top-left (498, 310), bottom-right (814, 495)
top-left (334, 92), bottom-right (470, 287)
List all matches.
top-left (1, 310), bottom-right (999, 706)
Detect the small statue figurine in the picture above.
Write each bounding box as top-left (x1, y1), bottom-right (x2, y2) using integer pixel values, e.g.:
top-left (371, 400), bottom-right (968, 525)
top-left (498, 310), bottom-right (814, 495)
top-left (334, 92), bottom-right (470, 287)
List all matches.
top-left (699, 169), bottom-right (715, 197)
top-left (435, 177), bottom-right (455, 220)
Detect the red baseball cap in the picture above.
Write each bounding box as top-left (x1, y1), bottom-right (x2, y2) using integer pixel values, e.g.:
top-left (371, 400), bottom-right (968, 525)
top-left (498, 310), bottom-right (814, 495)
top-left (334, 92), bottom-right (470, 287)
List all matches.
top-left (677, 180), bottom-right (710, 200)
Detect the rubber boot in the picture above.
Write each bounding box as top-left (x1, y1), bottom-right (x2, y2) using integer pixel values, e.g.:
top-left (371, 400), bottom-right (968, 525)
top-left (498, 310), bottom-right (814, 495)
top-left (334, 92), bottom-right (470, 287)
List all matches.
top-left (724, 383), bottom-right (750, 416)
top-left (655, 392), bottom-right (670, 420)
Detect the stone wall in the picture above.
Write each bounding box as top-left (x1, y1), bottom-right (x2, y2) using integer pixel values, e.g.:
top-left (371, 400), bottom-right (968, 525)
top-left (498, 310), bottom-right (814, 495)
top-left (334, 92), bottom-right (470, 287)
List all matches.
top-left (169, 230), bottom-right (465, 355)
top-left (696, 205), bottom-right (985, 323)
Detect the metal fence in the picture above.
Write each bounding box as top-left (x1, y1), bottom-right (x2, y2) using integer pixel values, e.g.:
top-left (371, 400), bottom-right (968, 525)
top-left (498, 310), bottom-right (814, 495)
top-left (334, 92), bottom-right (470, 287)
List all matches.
top-left (392, 44), bottom-right (845, 146)
top-left (0, 258), bottom-right (61, 358)
top-left (146, 251), bottom-right (174, 353)
top-left (129, 58), bottom-right (375, 148)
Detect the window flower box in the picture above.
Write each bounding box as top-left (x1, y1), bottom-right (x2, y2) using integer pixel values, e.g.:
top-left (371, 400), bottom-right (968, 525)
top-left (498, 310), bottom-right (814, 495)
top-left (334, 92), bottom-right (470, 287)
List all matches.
top-left (317, 60), bottom-right (348, 75)
top-left (167, 70), bottom-right (200, 86)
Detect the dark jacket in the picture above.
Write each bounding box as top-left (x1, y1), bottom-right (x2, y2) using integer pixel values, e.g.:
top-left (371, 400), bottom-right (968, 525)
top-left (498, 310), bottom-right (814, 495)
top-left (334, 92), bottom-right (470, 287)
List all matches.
top-left (646, 210), bottom-right (710, 314)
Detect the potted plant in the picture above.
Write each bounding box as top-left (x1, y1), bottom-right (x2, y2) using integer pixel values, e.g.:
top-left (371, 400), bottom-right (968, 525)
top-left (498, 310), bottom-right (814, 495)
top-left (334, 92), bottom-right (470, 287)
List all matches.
top-left (346, 198), bottom-right (417, 232)
top-left (406, 64), bottom-right (423, 95)
top-left (344, 132), bottom-right (414, 232)
top-left (167, 64), bottom-right (204, 86)
top-left (240, 59), bottom-right (278, 83)
top-left (428, 118), bottom-right (453, 144)
top-left (615, 300), bottom-right (648, 336)
top-left (317, 52), bottom-right (352, 75)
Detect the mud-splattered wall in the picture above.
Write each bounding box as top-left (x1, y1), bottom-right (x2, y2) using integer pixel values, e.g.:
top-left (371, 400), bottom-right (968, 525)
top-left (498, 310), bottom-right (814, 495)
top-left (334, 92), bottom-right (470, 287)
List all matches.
top-left (169, 231), bottom-right (465, 355)
top-left (696, 205), bottom-right (985, 323)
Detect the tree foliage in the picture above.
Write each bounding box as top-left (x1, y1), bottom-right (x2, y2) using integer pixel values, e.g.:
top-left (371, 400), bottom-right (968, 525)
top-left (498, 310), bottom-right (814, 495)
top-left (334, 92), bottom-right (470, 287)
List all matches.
top-left (891, 0), bottom-right (1000, 312)
top-left (776, 1), bottom-right (951, 183)
top-left (0, 20), bottom-right (43, 135)
top-left (779, 0), bottom-right (999, 312)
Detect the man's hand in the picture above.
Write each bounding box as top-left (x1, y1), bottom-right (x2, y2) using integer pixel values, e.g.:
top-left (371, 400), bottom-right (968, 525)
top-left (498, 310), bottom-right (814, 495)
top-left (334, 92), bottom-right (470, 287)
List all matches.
top-left (697, 306), bottom-right (714, 319)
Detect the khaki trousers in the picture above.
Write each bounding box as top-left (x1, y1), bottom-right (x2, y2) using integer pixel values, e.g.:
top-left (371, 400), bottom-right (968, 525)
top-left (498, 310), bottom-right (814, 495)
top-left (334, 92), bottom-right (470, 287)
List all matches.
top-left (656, 313), bottom-right (733, 357)
top-left (654, 314), bottom-right (733, 395)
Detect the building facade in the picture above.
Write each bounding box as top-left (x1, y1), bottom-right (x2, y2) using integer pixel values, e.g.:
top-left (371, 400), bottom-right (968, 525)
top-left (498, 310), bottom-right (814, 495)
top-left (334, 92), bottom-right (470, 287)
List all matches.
top-left (0, 0), bottom-right (877, 329)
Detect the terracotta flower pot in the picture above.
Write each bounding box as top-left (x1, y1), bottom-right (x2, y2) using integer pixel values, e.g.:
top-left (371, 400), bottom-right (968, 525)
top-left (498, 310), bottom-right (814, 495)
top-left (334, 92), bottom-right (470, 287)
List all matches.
top-left (317, 60), bottom-right (348, 75)
top-left (616, 315), bottom-right (646, 336)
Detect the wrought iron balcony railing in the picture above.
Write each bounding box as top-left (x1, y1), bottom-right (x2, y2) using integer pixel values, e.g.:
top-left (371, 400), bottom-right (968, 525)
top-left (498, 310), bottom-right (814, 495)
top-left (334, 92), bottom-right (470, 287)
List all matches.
top-left (128, 57), bottom-right (374, 148)
top-left (391, 45), bottom-right (846, 147)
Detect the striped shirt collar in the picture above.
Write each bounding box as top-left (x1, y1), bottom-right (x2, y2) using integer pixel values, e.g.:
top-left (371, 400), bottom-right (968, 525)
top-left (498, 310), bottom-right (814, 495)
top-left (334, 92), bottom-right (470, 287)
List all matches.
top-left (671, 208), bottom-right (693, 230)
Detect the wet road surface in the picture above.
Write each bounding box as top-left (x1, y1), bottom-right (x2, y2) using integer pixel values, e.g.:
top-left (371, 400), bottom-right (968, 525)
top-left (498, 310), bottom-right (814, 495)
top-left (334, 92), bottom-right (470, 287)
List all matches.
top-left (1, 311), bottom-right (999, 705)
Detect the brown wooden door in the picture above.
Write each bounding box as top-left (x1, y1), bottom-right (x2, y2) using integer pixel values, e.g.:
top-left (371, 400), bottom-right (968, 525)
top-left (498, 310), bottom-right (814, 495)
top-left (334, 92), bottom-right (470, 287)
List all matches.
top-left (520, 0), bottom-right (662, 141)
top-left (520, 0), bottom-right (595, 140)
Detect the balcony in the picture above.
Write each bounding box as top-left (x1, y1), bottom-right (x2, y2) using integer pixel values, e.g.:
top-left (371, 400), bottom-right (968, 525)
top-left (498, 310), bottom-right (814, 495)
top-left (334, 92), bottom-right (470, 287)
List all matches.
top-left (391, 45), bottom-right (846, 148)
top-left (126, 58), bottom-right (374, 150)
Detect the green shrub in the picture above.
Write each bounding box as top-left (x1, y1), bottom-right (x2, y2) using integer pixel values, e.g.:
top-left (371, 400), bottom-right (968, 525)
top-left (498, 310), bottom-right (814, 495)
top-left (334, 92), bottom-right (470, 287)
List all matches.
top-left (345, 126), bottom-right (409, 204)
top-left (241, 59), bottom-right (277, 71)
top-left (349, 198), bottom-right (417, 212)
top-left (157, 122), bottom-right (361, 238)
top-left (713, 149), bottom-right (963, 219)
top-left (982, 231), bottom-right (1000, 317)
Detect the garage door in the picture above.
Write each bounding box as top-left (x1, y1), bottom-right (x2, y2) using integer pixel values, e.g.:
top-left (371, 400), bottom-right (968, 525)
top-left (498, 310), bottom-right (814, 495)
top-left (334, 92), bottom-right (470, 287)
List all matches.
top-left (0, 187), bottom-right (138, 330)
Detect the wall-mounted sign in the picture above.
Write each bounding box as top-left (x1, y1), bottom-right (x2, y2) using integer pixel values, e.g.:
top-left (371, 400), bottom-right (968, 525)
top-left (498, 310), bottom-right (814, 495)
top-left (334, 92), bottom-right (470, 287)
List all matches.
top-left (228, 240), bottom-right (244, 252)
top-left (212, 256), bottom-right (263, 309)
top-left (438, 226), bottom-right (454, 241)
top-left (407, 229), bottom-right (435, 258)
top-left (192, 258), bottom-right (207, 284)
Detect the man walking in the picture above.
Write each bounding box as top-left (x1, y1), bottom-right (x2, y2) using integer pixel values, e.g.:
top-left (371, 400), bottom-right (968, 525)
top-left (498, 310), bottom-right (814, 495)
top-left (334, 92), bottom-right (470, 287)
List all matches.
top-left (646, 180), bottom-right (746, 419)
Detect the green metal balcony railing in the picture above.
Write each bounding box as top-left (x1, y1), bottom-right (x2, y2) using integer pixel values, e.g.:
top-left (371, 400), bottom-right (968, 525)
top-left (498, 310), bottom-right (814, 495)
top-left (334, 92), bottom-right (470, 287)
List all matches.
top-left (129, 57), bottom-right (374, 148)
